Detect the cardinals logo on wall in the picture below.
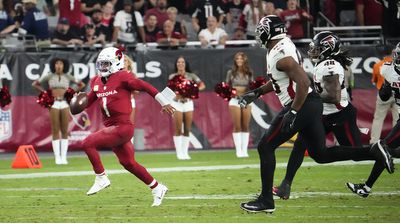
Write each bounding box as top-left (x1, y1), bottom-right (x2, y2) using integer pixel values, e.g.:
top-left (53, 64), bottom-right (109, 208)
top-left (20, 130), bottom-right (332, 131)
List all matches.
top-left (0, 109), bottom-right (12, 141)
top-left (69, 111), bottom-right (91, 141)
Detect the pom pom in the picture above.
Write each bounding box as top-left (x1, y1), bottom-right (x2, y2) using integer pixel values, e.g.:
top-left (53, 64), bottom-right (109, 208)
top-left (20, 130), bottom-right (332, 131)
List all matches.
top-left (214, 82), bottom-right (236, 101)
top-left (37, 90), bottom-right (55, 108)
top-left (249, 76), bottom-right (268, 90)
top-left (167, 75), bottom-right (185, 93)
top-left (64, 87), bottom-right (75, 104)
top-left (0, 86), bottom-right (12, 108)
top-left (179, 80), bottom-right (199, 99)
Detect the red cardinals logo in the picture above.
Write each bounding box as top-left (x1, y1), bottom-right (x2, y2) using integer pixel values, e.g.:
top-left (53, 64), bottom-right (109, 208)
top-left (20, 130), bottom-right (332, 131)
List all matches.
top-left (320, 35), bottom-right (336, 50)
top-left (115, 49), bottom-right (123, 60)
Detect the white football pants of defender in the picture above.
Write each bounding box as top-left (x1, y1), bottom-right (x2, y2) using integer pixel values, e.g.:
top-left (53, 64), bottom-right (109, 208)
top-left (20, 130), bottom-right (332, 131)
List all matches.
top-left (370, 94), bottom-right (398, 144)
top-left (172, 99), bottom-right (194, 160)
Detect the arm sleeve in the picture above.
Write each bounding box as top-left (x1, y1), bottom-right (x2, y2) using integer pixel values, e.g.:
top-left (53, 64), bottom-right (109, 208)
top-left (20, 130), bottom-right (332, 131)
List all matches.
top-left (125, 74), bottom-right (158, 97)
top-left (134, 11), bottom-right (144, 27)
top-left (190, 73), bottom-right (202, 83)
top-left (65, 73), bottom-right (76, 82)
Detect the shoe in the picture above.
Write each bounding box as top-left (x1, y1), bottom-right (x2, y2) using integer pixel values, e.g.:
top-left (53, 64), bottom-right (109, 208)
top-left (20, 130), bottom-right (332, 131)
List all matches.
top-left (151, 183), bottom-right (168, 207)
top-left (86, 174), bottom-right (111, 195)
top-left (346, 182), bottom-right (371, 198)
top-left (272, 182), bottom-right (291, 200)
top-left (371, 140), bottom-right (395, 174)
top-left (240, 196), bottom-right (275, 214)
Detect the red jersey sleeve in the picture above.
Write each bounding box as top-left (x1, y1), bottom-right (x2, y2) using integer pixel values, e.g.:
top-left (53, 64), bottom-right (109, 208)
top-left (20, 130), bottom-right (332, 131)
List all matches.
top-left (86, 76), bottom-right (98, 108)
top-left (123, 72), bottom-right (159, 97)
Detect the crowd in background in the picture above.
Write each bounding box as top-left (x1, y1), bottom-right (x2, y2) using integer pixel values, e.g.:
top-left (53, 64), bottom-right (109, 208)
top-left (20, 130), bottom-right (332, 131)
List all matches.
top-left (1, 0), bottom-right (399, 49)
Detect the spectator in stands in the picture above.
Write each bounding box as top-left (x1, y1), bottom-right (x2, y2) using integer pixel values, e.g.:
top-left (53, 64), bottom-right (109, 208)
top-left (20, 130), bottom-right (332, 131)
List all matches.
top-left (192, 0), bottom-right (225, 33)
top-left (224, 0), bottom-right (245, 35)
top-left (81, 23), bottom-right (106, 45)
top-left (113, 0), bottom-right (146, 44)
top-left (144, 14), bottom-right (159, 42)
top-left (242, 0), bottom-right (265, 40)
top-left (231, 26), bottom-right (246, 40)
top-left (355, 0), bottom-right (383, 26)
top-left (19, 0), bottom-right (50, 45)
top-left (279, 0), bottom-right (313, 39)
top-left (80, 0), bottom-right (108, 18)
top-left (32, 57), bottom-right (85, 165)
top-left (90, 9), bottom-right (112, 42)
top-left (59, 0), bottom-right (88, 30)
top-left (52, 17), bottom-right (83, 46)
top-left (265, 1), bottom-right (277, 16)
top-left (198, 16), bottom-right (228, 48)
top-left (377, 0), bottom-right (400, 38)
top-left (167, 6), bottom-right (187, 37)
top-left (156, 19), bottom-right (186, 49)
top-left (144, 0), bottom-right (169, 30)
top-left (0, 1), bottom-right (15, 36)
top-left (226, 51), bottom-right (253, 158)
top-left (169, 56), bottom-right (206, 160)
top-left (370, 47), bottom-right (399, 143)
top-left (101, 1), bottom-right (114, 27)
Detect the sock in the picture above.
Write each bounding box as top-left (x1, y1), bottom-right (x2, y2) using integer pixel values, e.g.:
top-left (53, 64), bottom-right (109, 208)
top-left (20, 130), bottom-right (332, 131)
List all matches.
top-left (241, 132), bottom-right (250, 157)
top-left (232, 132), bottom-right (242, 157)
top-left (182, 136), bottom-right (191, 159)
top-left (365, 162), bottom-right (385, 188)
top-left (148, 179), bottom-right (159, 189)
top-left (60, 139), bottom-right (69, 164)
top-left (51, 139), bottom-right (61, 164)
top-left (173, 135), bottom-right (183, 159)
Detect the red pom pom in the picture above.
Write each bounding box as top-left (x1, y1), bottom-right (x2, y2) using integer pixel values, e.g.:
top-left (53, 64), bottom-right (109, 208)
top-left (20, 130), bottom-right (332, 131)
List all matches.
top-left (249, 76), bottom-right (268, 90)
top-left (37, 90), bottom-right (55, 108)
top-left (64, 87), bottom-right (75, 104)
top-left (167, 75), bottom-right (185, 93)
top-left (0, 86), bottom-right (12, 108)
top-left (179, 80), bottom-right (199, 99)
top-left (214, 82), bottom-right (236, 101)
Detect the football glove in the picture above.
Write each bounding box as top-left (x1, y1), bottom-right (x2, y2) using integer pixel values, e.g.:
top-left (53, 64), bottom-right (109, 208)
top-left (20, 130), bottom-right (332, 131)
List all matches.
top-left (238, 88), bottom-right (263, 108)
top-left (282, 108), bottom-right (297, 133)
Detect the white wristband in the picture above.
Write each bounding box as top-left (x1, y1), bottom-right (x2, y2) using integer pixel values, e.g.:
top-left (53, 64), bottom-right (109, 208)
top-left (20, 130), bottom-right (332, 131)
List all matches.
top-left (160, 87), bottom-right (176, 101)
top-left (155, 93), bottom-right (170, 106)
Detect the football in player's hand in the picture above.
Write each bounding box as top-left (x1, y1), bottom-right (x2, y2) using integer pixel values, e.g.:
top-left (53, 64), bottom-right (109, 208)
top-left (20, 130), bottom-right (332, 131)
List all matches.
top-left (70, 92), bottom-right (88, 115)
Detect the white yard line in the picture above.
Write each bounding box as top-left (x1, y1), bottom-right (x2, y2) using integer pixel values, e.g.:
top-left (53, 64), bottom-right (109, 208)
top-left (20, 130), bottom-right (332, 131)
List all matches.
top-left (0, 160), bottom-right (399, 179)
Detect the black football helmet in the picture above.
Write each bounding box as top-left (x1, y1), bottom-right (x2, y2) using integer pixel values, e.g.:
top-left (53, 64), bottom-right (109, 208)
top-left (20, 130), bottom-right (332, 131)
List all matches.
top-left (255, 15), bottom-right (287, 48)
top-left (393, 42), bottom-right (400, 69)
top-left (308, 31), bottom-right (341, 64)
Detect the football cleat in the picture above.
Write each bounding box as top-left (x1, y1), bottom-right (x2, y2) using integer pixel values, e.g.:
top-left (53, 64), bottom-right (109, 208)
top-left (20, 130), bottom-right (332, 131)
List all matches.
top-left (346, 182), bottom-right (371, 198)
top-left (151, 183), bottom-right (168, 207)
top-left (370, 140), bottom-right (395, 174)
top-left (240, 196), bottom-right (275, 214)
top-left (86, 174), bottom-right (111, 195)
top-left (272, 181), bottom-right (291, 200)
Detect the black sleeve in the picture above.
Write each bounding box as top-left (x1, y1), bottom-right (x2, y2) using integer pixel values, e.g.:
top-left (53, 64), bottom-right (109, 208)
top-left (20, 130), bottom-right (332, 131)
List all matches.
top-left (379, 80), bottom-right (392, 101)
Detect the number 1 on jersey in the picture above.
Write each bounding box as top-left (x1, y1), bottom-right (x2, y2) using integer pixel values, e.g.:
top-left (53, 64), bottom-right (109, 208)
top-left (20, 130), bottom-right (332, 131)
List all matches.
top-left (102, 97), bottom-right (111, 117)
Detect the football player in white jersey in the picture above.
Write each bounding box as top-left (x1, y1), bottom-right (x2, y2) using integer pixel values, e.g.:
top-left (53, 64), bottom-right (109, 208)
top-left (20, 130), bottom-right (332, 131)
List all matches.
top-left (347, 43), bottom-right (400, 197)
top-left (238, 15), bottom-right (394, 214)
top-left (273, 31), bottom-right (364, 199)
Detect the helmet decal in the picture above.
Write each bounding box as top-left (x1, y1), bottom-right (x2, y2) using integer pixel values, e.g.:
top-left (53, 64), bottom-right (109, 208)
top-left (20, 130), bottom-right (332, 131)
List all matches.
top-left (320, 35), bottom-right (337, 51)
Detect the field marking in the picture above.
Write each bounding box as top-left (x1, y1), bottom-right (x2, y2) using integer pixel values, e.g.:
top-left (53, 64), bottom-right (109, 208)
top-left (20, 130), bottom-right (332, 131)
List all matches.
top-left (2, 191), bottom-right (400, 199)
top-left (1, 160), bottom-right (399, 179)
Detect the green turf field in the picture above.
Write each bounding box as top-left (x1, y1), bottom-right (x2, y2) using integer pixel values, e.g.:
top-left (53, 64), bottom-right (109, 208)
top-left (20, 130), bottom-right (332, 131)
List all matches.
top-left (0, 149), bottom-right (399, 223)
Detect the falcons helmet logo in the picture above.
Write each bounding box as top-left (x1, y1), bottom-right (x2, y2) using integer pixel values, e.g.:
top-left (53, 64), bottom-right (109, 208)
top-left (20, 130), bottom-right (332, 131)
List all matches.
top-left (320, 35), bottom-right (337, 51)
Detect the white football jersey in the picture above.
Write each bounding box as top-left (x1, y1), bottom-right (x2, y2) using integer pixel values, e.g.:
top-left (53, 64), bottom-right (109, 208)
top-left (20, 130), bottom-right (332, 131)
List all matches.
top-left (266, 37), bottom-right (313, 107)
top-left (381, 62), bottom-right (400, 114)
top-left (313, 59), bottom-right (349, 115)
